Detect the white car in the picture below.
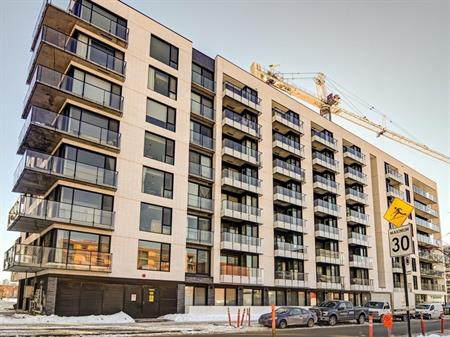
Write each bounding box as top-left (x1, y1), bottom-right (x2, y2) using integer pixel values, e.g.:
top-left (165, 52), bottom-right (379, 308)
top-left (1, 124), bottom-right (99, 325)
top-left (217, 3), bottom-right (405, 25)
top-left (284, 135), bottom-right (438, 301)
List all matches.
top-left (415, 303), bottom-right (443, 319)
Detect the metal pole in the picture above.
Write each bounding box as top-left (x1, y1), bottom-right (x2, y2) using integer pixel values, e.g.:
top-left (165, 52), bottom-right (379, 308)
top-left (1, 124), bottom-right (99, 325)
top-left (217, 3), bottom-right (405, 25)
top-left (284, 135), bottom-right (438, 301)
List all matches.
top-left (402, 256), bottom-right (412, 337)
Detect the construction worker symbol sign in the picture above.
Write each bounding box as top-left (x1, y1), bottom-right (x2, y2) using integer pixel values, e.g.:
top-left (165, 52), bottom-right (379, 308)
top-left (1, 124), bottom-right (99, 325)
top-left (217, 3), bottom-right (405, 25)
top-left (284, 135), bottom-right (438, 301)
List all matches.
top-left (383, 197), bottom-right (414, 228)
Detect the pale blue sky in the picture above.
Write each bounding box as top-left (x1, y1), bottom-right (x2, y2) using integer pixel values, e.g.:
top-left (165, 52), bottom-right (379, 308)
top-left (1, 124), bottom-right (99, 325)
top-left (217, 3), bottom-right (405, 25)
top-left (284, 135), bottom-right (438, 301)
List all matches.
top-left (0, 0), bottom-right (449, 280)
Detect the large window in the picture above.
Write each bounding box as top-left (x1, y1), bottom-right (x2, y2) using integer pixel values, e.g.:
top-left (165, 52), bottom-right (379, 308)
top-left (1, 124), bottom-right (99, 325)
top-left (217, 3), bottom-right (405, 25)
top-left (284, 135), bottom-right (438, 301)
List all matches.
top-left (186, 248), bottom-right (210, 275)
top-left (243, 288), bottom-right (262, 306)
top-left (56, 144), bottom-right (116, 170)
top-left (48, 186), bottom-right (113, 211)
top-left (138, 240), bottom-right (170, 272)
top-left (150, 35), bottom-right (179, 69)
top-left (187, 214), bottom-right (211, 231)
top-left (139, 203), bottom-right (172, 235)
top-left (42, 229), bottom-right (110, 252)
top-left (146, 99), bottom-right (176, 131)
top-left (214, 288), bottom-right (237, 306)
top-left (144, 132), bottom-right (175, 164)
top-left (185, 286), bottom-right (207, 306)
top-left (142, 167), bottom-right (173, 198)
top-left (148, 66), bottom-right (177, 100)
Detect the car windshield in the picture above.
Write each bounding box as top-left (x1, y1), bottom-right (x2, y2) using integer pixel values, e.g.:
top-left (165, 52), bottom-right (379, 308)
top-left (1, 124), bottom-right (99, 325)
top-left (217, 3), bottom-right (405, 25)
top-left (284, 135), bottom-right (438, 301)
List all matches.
top-left (416, 305), bottom-right (430, 310)
top-left (364, 302), bottom-right (384, 309)
top-left (275, 307), bottom-right (290, 314)
top-left (319, 301), bottom-right (338, 308)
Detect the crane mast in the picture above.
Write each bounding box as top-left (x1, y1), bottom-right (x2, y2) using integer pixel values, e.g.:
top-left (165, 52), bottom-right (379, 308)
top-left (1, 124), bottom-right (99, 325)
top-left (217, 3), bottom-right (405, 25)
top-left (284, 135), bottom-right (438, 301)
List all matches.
top-left (250, 63), bottom-right (450, 164)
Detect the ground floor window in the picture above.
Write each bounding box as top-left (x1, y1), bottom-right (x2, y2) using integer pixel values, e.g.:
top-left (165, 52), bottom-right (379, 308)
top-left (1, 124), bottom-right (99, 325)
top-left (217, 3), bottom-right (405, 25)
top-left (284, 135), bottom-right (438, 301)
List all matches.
top-left (215, 288), bottom-right (237, 306)
top-left (317, 291), bottom-right (341, 304)
top-left (185, 286), bottom-right (207, 306)
top-left (243, 288), bottom-right (262, 306)
top-left (290, 291), bottom-right (306, 306)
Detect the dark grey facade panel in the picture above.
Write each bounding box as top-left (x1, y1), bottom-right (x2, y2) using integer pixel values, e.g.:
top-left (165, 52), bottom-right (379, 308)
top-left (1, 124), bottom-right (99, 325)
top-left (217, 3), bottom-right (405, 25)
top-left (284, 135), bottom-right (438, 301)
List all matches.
top-left (192, 48), bottom-right (215, 72)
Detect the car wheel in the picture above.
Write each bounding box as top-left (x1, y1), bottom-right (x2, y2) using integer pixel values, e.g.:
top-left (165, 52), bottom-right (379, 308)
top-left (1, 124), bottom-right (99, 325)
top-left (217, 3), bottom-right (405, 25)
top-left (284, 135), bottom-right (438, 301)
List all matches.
top-left (328, 315), bottom-right (337, 326)
top-left (278, 320), bottom-right (288, 329)
top-left (358, 314), bottom-right (365, 324)
top-left (307, 318), bottom-right (314, 327)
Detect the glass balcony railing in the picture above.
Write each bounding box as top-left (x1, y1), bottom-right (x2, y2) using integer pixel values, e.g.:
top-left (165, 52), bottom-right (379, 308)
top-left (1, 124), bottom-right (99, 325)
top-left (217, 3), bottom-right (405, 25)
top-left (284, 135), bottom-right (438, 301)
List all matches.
top-left (274, 242), bottom-right (307, 255)
top-left (222, 139), bottom-right (261, 164)
top-left (222, 200), bottom-right (261, 218)
top-left (311, 129), bottom-right (337, 149)
top-left (346, 188), bottom-right (368, 202)
top-left (343, 146), bottom-right (366, 163)
top-left (387, 185), bottom-right (404, 199)
top-left (344, 166), bottom-right (367, 183)
top-left (385, 166), bottom-right (404, 183)
top-left (30, 25), bottom-right (126, 77)
top-left (418, 250), bottom-right (444, 263)
top-left (14, 150), bottom-right (118, 189)
top-left (316, 249), bottom-right (343, 264)
top-left (348, 231), bottom-right (370, 245)
top-left (417, 234), bottom-right (441, 247)
top-left (220, 264), bottom-right (263, 282)
top-left (26, 65), bottom-right (124, 112)
top-left (314, 199), bottom-right (340, 215)
top-left (350, 278), bottom-right (373, 287)
top-left (314, 175), bottom-right (339, 191)
top-left (415, 217), bottom-right (439, 232)
top-left (414, 202), bottom-right (439, 217)
top-left (413, 185), bottom-right (437, 203)
top-left (223, 82), bottom-right (261, 110)
top-left (273, 186), bottom-right (306, 205)
top-left (420, 268), bottom-right (444, 278)
top-left (315, 223), bottom-right (342, 240)
top-left (312, 152), bottom-right (339, 169)
top-left (192, 70), bottom-right (215, 92)
top-left (349, 255), bottom-right (373, 268)
top-left (191, 99), bottom-right (215, 121)
top-left (221, 232), bottom-right (261, 247)
top-left (273, 213), bottom-right (306, 232)
top-left (275, 271), bottom-right (307, 282)
top-left (69, 0), bottom-right (129, 41)
top-left (392, 261), bottom-right (403, 271)
top-left (4, 243), bottom-right (112, 272)
top-left (421, 283), bottom-right (445, 292)
top-left (222, 169), bottom-right (261, 189)
top-left (19, 106), bottom-right (120, 150)
top-left (223, 109), bottom-right (261, 138)
top-left (272, 109), bottom-right (303, 131)
top-left (317, 274), bottom-right (344, 285)
top-left (190, 130), bottom-right (214, 150)
top-left (347, 209), bottom-right (370, 224)
top-left (188, 162), bottom-right (214, 181)
top-left (273, 159), bottom-right (305, 180)
top-left (187, 194), bottom-right (214, 212)
top-left (273, 133), bottom-right (304, 155)
top-left (186, 227), bottom-right (213, 245)
top-left (8, 195), bottom-right (115, 230)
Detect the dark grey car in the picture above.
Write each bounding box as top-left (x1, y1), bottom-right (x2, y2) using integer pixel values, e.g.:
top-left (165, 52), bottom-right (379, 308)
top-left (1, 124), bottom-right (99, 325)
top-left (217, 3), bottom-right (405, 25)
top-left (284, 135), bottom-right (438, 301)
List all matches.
top-left (259, 306), bottom-right (318, 329)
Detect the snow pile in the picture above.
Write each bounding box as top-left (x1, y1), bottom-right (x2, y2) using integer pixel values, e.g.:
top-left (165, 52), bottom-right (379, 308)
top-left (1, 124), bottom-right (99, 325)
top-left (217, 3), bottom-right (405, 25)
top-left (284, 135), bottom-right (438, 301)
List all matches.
top-left (418, 335), bottom-right (450, 337)
top-left (0, 311), bottom-right (134, 325)
top-left (160, 312), bottom-right (261, 322)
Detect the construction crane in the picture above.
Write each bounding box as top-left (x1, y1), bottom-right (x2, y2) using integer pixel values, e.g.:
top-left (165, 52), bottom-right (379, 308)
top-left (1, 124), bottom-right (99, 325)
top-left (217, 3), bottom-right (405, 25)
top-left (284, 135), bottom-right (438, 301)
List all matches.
top-left (250, 63), bottom-right (450, 164)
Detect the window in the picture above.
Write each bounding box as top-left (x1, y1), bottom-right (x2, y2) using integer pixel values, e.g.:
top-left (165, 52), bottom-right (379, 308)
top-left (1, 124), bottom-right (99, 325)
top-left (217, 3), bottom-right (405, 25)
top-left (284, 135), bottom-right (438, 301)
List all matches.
top-left (187, 214), bottom-right (211, 231)
top-left (56, 144), bottom-right (116, 170)
top-left (412, 257), bottom-right (417, 272)
top-left (42, 229), bottom-right (110, 252)
top-left (185, 286), bottom-right (207, 306)
top-left (192, 63), bottom-right (214, 91)
top-left (191, 92), bottom-right (214, 120)
top-left (139, 203), bottom-right (172, 234)
top-left (142, 167), bottom-right (173, 198)
top-left (144, 132), bottom-right (175, 164)
top-left (138, 240), bottom-right (170, 271)
top-left (150, 35), bottom-right (178, 69)
top-left (413, 276), bottom-right (418, 290)
top-left (148, 66), bottom-right (177, 99)
top-left (214, 288), bottom-right (236, 306)
top-left (243, 288), bottom-right (262, 306)
top-left (406, 189), bottom-right (411, 203)
top-left (146, 99), bottom-right (176, 131)
top-left (48, 186), bottom-right (113, 211)
top-left (404, 173), bottom-right (410, 186)
top-left (186, 248), bottom-right (210, 275)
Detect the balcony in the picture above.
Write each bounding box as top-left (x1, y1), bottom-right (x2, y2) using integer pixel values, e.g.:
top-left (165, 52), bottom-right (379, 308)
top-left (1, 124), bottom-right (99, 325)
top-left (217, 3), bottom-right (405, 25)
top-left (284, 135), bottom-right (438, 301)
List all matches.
top-left (312, 152), bottom-right (339, 173)
top-left (274, 242), bottom-right (307, 260)
top-left (416, 217), bottom-right (440, 234)
top-left (385, 167), bottom-right (404, 185)
top-left (187, 194), bottom-right (214, 213)
top-left (13, 150), bottom-right (118, 195)
top-left (186, 227), bottom-right (213, 246)
top-left (345, 188), bottom-right (368, 205)
top-left (421, 283), bottom-right (445, 292)
top-left (315, 249), bottom-right (344, 265)
top-left (4, 244), bottom-right (112, 273)
top-left (313, 175), bottom-right (339, 195)
top-left (273, 186), bottom-right (306, 207)
top-left (221, 232), bottom-right (262, 254)
top-left (8, 195), bottom-right (115, 233)
top-left (18, 106), bottom-right (120, 155)
top-left (413, 185), bottom-right (437, 204)
top-left (29, 25), bottom-right (126, 84)
top-left (273, 133), bottom-right (304, 158)
top-left (344, 167), bottom-right (368, 185)
top-left (190, 130), bottom-right (215, 152)
top-left (414, 202), bottom-right (439, 219)
top-left (273, 159), bottom-right (305, 183)
top-left (315, 223), bottom-right (343, 241)
top-left (387, 185), bottom-right (405, 199)
top-left (221, 200), bottom-right (262, 223)
top-left (418, 250), bottom-right (444, 264)
top-left (317, 275), bottom-right (344, 290)
top-left (311, 130), bottom-right (338, 151)
top-left (223, 82), bottom-right (262, 113)
top-left (24, 65), bottom-right (123, 118)
top-left (348, 232), bottom-right (371, 247)
top-left (417, 234), bottom-right (441, 248)
top-left (314, 199), bottom-right (340, 217)
top-left (222, 109), bottom-right (261, 140)
top-left (350, 279), bottom-right (373, 291)
top-left (392, 261), bottom-right (403, 273)
top-left (273, 214), bottom-right (306, 233)
top-left (222, 169), bottom-right (261, 194)
top-left (220, 264), bottom-right (263, 284)
top-left (343, 147), bottom-right (366, 165)
top-left (191, 99), bottom-right (215, 123)
top-left (420, 268), bottom-right (444, 278)
top-left (349, 255), bottom-right (373, 269)
top-left (222, 139), bottom-right (261, 167)
top-left (191, 69), bottom-right (215, 93)
top-left (275, 271), bottom-right (307, 288)
top-left (188, 162), bottom-right (214, 182)
top-left (272, 109), bottom-right (304, 135)
top-left (347, 209), bottom-right (370, 225)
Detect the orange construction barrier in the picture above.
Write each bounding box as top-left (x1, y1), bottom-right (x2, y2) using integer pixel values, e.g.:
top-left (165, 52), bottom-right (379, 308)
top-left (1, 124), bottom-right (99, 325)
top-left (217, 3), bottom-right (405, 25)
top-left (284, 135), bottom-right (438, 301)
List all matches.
top-left (241, 308), bottom-right (245, 327)
top-left (237, 308), bottom-right (241, 328)
top-left (368, 315), bottom-right (373, 337)
top-left (420, 313), bottom-right (425, 335)
top-left (441, 313), bottom-right (445, 334)
top-left (271, 304), bottom-right (276, 337)
top-left (383, 314), bottom-right (393, 337)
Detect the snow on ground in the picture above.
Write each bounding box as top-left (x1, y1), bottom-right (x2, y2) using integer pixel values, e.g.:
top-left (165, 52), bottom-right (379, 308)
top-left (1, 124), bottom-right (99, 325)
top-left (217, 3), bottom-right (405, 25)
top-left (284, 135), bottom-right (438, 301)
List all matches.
top-left (0, 299), bottom-right (16, 311)
top-left (159, 312), bottom-right (261, 323)
top-left (0, 311), bottom-right (134, 325)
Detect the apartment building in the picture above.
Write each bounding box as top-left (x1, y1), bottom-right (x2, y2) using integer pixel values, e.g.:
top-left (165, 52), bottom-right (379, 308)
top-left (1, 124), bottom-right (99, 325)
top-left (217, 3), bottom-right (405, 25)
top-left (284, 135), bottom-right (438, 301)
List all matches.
top-left (3, 0), bottom-right (445, 317)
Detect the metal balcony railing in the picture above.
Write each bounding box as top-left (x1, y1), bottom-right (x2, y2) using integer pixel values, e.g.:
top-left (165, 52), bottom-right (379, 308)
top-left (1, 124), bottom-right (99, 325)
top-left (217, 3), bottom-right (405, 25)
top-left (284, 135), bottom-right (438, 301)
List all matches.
top-left (191, 99), bottom-right (215, 121)
top-left (189, 162), bottom-right (214, 181)
top-left (417, 234), bottom-right (441, 246)
top-left (272, 109), bottom-right (303, 130)
top-left (413, 185), bottom-right (437, 203)
top-left (316, 249), bottom-right (343, 264)
top-left (311, 129), bottom-right (338, 148)
top-left (387, 185), bottom-right (405, 198)
top-left (273, 213), bottom-right (306, 232)
top-left (349, 255), bottom-right (373, 268)
top-left (187, 194), bottom-right (214, 212)
top-left (190, 130), bottom-right (214, 150)
top-left (315, 223), bottom-right (342, 240)
top-left (273, 133), bottom-right (304, 155)
top-left (274, 242), bottom-right (307, 255)
top-left (221, 232), bottom-right (261, 247)
top-left (385, 166), bottom-right (404, 183)
top-left (348, 231), bottom-right (370, 245)
top-left (223, 82), bottom-right (261, 106)
top-left (186, 227), bottom-right (213, 245)
top-left (314, 199), bottom-right (340, 214)
top-left (192, 70), bottom-right (215, 92)
top-left (414, 202), bottom-right (439, 217)
top-left (220, 264), bottom-right (263, 279)
top-left (223, 109), bottom-right (261, 138)
top-left (273, 159), bottom-right (305, 180)
top-left (347, 209), bottom-right (370, 223)
top-left (275, 271), bottom-right (307, 281)
top-left (314, 175), bottom-right (339, 191)
top-left (346, 188), bottom-right (368, 202)
top-left (415, 217), bottom-right (439, 232)
top-left (343, 146), bottom-right (366, 163)
top-left (223, 139), bottom-right (261, 163)
top-left (312, 151), bottom-right (339, 168)
top-left (222, 200), bottom-right (261, 217)
top-left (317, 274), bottom-right (344, 285)
top-left (344, 166), bottom-right (367, 183)
top-left (273, 186), bottom-right (306, 204)
top-left (222, 169), bottom-right (261, 189)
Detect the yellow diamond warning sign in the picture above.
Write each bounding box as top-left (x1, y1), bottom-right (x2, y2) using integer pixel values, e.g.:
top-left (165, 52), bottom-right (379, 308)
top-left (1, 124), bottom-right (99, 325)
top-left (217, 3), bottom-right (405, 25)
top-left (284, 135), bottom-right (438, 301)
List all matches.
top-left (383, 197), bottom-right (414, 228)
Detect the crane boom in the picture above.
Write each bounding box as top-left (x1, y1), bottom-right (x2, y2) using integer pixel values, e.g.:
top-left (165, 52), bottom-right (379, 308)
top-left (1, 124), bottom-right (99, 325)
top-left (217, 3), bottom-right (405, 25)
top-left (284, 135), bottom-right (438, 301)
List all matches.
top-left (250, 62), bottom-right (450, 164)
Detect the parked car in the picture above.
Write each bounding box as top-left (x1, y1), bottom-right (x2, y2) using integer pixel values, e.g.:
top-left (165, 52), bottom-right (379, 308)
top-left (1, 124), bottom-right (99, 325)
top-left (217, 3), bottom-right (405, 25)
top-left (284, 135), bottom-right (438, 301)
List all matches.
top-left (258, 306), bottom-right (318, 329)
top-left (415, 303), bottom-right (444, 319)
top-left (311, 300), bottom-right (368, 326)
top-left (364, 301), bottom-right (392, 322)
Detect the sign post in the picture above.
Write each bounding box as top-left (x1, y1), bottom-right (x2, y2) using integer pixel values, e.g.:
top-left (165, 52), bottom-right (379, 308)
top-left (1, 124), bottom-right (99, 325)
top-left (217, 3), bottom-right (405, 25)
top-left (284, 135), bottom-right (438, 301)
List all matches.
top-left (385, 197), bottom-right (414, 337)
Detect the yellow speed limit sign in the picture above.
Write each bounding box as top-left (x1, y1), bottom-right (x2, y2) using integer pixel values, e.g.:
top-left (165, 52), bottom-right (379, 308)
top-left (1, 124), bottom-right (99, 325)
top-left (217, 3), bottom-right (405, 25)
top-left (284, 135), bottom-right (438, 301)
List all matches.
top-left (383, 197), bottom-right (414, 228)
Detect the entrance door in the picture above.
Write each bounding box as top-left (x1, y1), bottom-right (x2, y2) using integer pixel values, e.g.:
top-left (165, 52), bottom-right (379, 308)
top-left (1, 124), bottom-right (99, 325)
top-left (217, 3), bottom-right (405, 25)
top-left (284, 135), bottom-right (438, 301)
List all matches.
top-left (142, 286), bottom-right (159, 318)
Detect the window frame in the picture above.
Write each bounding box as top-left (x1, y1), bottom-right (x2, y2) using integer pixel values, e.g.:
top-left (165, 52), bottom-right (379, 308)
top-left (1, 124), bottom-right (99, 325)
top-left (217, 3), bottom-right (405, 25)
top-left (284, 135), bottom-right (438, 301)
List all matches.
top-left (142, 166), bottom-right (174, 199)
top-left (144, 131), bottom-right (175, 165)
top-left (139, 202), bottom-right (172, 235)
top-left (137, 239), bottom-right (171, 272)
top-left (146, 98), bottom-right (176, 132)
top-left (150, 35), bottom-right (179, 69)
top-left (186, 247), bottom-right (210, 275)
top-left (148, 66), bottom-right (178, 100)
